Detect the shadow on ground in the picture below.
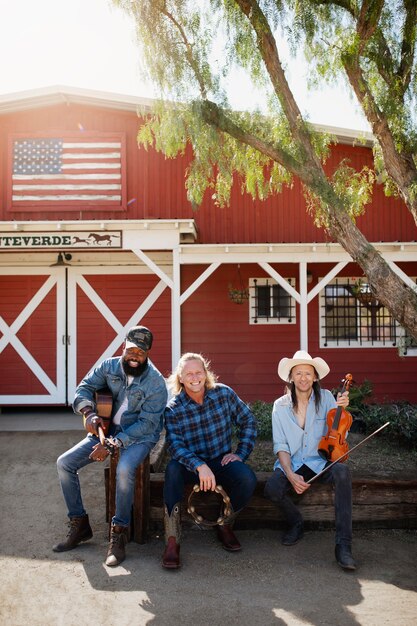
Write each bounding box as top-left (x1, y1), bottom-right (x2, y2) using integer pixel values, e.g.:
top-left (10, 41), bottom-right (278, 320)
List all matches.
top-left (0, 431), bottom-right (416, 626)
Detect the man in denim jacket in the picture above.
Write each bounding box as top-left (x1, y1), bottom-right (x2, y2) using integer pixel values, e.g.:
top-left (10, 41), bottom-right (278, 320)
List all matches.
top-left (53, 326), bottom-right (167, 567)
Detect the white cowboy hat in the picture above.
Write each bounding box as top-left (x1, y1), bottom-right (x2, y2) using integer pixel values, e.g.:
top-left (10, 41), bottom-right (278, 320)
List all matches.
top-left (278, 350), bottom-right (330, 381)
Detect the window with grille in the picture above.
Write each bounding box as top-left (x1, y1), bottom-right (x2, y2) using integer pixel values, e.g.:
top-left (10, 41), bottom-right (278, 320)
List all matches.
top-left (320, 277), bottom-right (416, 349)
top-left (249, 277), bottom-right (296, 325)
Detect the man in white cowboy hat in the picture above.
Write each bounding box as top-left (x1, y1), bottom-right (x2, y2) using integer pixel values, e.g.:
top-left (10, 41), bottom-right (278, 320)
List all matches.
top-left (264, 350), bottom-right (356, 571)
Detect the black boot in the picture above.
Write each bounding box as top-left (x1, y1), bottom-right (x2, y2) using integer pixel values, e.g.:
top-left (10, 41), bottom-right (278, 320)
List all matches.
top-left (105, 525), bottom-right (129, 567)
top-left (335, 544), bottom-right (356, 570)
top-left (281, 521), bottom-right (304, 546)
top-left (53, 515), bottom-right (93, 552)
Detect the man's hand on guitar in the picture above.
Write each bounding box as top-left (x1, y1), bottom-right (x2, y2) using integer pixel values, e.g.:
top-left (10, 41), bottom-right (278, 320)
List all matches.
top-left (102, 437), bottom-right (122, 456)
top-left (82, 408), bottom-right (104, 436)
top-left (89, 442), bottom-right (110, 462)
top-left (85, 415), bottom-right (105, 436)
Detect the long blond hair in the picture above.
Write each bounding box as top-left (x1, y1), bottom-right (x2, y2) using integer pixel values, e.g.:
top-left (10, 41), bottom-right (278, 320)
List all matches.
top-left (167, 353), bottom-right (217, 396)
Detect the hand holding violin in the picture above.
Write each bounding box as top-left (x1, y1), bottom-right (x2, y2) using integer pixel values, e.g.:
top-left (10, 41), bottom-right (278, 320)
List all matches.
top-left (336, 390), bottom-right (349, 408)
top-left (318, 373), bottom-right (353, 462)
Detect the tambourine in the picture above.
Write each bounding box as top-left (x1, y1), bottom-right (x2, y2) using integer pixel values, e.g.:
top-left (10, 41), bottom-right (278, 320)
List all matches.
top-left (187, 483), bottom-right (232, 527)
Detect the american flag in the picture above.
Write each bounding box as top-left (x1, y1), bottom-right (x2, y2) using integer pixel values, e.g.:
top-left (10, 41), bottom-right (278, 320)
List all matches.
top-left (10, 133), bottom-right (125, 207)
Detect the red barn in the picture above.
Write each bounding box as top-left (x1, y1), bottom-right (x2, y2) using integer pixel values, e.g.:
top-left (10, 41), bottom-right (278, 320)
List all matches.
top-left (0, 86), bottom-right (416, 406)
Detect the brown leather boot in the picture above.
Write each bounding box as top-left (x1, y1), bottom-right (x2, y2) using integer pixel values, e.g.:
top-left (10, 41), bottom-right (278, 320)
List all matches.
top-left (162, 503), bottom-right (181, 569)
top-left (162, 536), bottom-right (181, 569)
top-left (216, 524), bottom-right (241, 551)
top-left (53, 515), bottom-right (93, 552)
top-left (105, 525), bottom-right (128, 567)
top-left (216, 506), bottom-right (241, 551)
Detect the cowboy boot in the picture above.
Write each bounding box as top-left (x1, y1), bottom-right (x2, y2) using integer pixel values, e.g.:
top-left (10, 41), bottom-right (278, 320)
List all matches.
top-left (162, 503), bottom-right (181, 569)
top-left (335, 543), bottom-right (356, 571)
top-left (105, 524), bottom-right (129, 567)
top-left (216, 507), bottom-right (241, 552)
top-left (52, 515), bottom-right (93, 552)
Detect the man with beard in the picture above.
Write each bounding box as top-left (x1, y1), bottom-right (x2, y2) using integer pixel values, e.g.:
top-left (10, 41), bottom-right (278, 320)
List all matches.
top-left (53, 326), bottom-right (167, 567)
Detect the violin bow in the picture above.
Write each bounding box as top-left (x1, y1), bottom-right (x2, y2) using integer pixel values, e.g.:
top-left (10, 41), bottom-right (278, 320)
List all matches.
top-left (306, 421), bottom-right (390, 485)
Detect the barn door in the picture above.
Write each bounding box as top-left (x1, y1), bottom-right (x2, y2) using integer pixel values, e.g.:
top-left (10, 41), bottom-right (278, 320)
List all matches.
top-left (66, 267), bottom-right (170, 402)
top-left (0, 266), bottom-right (170, 405)
top-left (0, 267), bottom-right (67, 404)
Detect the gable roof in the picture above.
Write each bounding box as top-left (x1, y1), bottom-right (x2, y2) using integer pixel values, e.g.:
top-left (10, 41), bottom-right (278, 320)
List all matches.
top-left (0, 85), bottom-right (374, 146)
top-left (0, 85), bottom-right (154, 115)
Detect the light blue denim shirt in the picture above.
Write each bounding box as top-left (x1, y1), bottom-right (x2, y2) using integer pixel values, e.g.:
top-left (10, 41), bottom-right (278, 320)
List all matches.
top-left (73, 356), bottom-right (168, 448)
top-left (271, 389), bottom-right (337, 474)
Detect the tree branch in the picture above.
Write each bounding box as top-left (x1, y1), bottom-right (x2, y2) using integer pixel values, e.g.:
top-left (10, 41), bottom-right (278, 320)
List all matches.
top-left (310, 0), bottom-right (356, 16)
top-left (397, 0), bottom-right (417, 94)
top-left (198, 100), bottom-right (301, 176)
top-left (159, 5), bottom-right (208, 99)
top-left (342, 54), bottom-right (417, 221)
top-left (234, 0), bottom-right (322, 169)
top-left (357, 0), bottom-right (385, 52)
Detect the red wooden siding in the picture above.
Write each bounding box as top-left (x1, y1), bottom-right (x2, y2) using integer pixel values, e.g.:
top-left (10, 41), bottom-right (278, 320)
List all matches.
top-left (1, 102), bottom-right (416, 243)
top-left (75, 273), bottom-right (172, 385)
top-left (180, 264), bottom-right (417, 404)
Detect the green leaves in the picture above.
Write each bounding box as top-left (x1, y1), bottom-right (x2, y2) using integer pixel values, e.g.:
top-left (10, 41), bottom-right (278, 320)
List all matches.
top-left (116, 0), bottom-right (416, 220)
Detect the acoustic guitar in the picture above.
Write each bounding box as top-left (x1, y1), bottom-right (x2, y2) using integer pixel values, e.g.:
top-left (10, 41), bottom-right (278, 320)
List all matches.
top-left (82, 387), bottom-right (113, 437)
top-left (94, 387), bottom-right (113, 436)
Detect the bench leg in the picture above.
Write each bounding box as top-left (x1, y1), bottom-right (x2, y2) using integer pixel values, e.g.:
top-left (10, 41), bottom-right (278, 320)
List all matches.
top-left (105, 451), bottom-right (150, 543)
top-left (132, 455), bottom-right (150, 544)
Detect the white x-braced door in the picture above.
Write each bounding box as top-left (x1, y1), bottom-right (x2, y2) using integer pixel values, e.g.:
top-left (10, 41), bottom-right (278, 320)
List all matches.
top-left (0, 265), bottom-right (168, 405)
top-left (0, 267), bottom-right (67, 404)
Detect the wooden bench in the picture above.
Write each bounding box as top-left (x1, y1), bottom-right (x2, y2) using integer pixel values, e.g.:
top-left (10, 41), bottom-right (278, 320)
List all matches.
top-left (105, 432), bottom-right (417, 541)
top-left (148, 472), bottom-right (417, 531)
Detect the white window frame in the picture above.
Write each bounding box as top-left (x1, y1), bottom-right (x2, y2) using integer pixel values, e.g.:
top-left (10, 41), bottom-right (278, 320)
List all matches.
top-left (319, 276), bottom-right (417, 353)
top-left (249, 277), bottom-right (296, 325)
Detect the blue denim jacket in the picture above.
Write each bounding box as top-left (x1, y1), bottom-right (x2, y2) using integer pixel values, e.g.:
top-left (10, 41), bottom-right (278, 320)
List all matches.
top-left (73, 357), bottom-right (168, 448)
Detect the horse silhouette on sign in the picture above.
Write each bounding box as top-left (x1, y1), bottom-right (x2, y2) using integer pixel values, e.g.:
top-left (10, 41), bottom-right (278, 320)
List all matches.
top-left (87, 232), bottom-right (119, 246)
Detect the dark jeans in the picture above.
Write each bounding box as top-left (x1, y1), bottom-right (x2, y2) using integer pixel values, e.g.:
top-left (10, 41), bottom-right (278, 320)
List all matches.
top-left (164, 456), bottom-right (257, 515)
top-left (264, 463), bottom-right (352, 545)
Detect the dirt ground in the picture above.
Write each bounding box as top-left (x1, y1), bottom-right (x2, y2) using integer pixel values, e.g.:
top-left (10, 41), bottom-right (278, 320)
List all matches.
top-left (1, 429), bottom-right (416, 626)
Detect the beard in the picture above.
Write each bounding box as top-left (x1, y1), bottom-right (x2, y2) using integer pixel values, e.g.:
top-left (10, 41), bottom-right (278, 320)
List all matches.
top-left (122, 357), bottom-right (148, 377)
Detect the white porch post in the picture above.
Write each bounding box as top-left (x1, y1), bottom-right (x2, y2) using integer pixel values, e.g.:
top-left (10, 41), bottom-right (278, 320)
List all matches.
top-left (171, 247), bottom-right (181, 372)
top-left (299, 262), bottom-right (308, 351)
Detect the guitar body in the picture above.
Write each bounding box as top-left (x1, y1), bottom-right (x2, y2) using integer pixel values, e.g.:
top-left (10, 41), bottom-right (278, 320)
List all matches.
top-left (94, 388), bottom-right (113, 436)
top-left (83, 387), bottom-right (113, 437)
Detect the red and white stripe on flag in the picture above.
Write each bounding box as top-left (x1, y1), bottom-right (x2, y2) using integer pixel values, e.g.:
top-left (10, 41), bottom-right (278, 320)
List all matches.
top-left (8, 132), bottom-right (126, 210)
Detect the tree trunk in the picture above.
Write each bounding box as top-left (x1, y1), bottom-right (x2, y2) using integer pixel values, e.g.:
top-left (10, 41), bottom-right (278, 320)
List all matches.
top-left (201, 100), bottom-right (417, 342)
top-left (327, 206), bottom-right (417, 341)
top-left (343, 57), bottom-right (417, 225)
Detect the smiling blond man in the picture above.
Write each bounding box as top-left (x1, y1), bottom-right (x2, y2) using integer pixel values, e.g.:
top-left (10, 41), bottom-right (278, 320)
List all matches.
top-left (162, 353), bottom-right (257, 569)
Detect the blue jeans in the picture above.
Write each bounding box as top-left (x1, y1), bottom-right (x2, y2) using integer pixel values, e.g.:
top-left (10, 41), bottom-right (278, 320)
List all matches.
top-left (56, 434), bottom-right (152, 527)
top-left (264, 463), bottom-right (352, 545)
top-left (164, 456), bottom-right (257, 515)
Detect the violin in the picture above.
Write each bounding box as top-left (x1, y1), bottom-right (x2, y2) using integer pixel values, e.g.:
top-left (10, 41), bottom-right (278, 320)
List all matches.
top-left (317, 373), bottom-right (353, 462)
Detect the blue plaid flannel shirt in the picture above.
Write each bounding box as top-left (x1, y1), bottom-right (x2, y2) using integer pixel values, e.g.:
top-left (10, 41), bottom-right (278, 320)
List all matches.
top-left (165, 383), bottom-right (257, 472)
